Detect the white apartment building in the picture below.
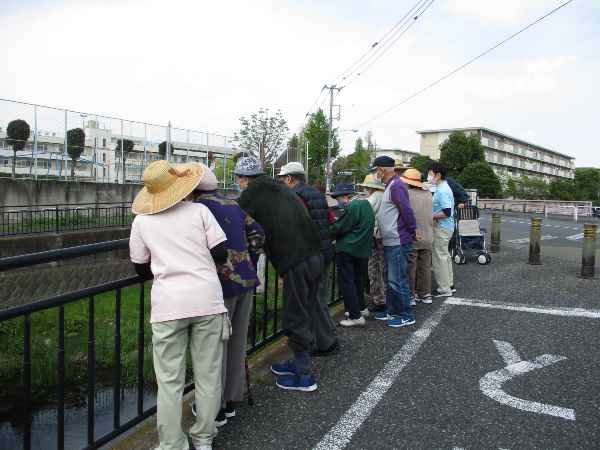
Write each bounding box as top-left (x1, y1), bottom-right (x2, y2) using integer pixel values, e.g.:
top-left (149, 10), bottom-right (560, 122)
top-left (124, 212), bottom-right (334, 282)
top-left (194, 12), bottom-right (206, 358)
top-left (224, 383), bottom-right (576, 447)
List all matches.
top-left (375, 148), bottom-right (420, 167)
top-left (417, 127), bottom-right (575, 182)
top-left (0, 120), bottom-right (236, 182)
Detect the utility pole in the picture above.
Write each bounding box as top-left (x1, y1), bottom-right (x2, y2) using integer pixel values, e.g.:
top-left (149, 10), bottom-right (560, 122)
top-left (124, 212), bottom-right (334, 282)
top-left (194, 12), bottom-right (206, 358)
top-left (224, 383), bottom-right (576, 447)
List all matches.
top-left (324, 84), bottom-right (342, 193)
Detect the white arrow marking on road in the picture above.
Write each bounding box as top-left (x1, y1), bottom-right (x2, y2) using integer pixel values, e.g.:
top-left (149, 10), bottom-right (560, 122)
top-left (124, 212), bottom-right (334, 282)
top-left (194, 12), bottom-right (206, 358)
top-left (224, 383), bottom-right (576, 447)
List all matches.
top-left (566, 233), bottom-right (584, 241)
top-left (480, 340), bottom-right (575, 421)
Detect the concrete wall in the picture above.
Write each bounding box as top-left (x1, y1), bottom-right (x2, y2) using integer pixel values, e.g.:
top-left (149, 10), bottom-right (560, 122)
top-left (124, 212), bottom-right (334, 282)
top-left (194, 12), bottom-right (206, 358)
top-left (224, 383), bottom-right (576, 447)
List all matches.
top-left (0, 227), bottom-right (131, 258)
top-left (0, 178), bottom-right (142, 206)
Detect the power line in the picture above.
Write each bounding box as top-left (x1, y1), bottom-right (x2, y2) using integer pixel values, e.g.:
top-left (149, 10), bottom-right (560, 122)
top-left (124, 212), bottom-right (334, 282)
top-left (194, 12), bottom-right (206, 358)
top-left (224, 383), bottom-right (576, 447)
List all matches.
top-left (302, 0), bottom-right (435, 127)
top-left (342, 0), bottom-right (435, 88)
top-left (356, 0), bottom-right (576, 128)
top-left (336, 0), bottom-right (427, 84)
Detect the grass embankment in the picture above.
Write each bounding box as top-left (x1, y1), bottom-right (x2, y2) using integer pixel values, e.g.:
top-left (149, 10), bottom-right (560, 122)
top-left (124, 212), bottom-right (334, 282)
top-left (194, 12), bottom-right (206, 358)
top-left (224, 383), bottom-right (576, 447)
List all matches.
top-left (0, 263), bottom-right (286, 410)
top-left (0, 209), bottom-right (134, 235)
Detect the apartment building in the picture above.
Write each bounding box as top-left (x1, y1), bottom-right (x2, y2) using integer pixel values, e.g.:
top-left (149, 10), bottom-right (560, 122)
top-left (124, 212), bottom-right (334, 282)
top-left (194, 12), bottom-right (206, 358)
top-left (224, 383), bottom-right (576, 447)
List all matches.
top-left (375, 148), bottom-right (420, 167)
top-left (418, 127), bottom-right (575, 181)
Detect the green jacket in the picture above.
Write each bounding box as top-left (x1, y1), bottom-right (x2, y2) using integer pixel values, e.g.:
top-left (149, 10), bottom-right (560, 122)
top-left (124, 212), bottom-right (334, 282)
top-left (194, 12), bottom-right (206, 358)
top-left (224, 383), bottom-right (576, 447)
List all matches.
top-left (331, 199), bottom-right (375, 259)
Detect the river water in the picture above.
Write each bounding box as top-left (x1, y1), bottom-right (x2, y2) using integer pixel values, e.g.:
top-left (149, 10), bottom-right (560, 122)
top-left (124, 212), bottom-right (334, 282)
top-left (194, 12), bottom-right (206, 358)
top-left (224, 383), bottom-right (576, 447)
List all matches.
top-left (0, 386), bottom-right (157, 449)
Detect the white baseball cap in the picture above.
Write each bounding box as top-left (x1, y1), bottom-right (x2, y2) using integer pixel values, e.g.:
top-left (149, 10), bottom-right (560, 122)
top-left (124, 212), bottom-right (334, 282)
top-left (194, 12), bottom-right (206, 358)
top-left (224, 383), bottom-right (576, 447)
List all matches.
top-left (278, 161), bottom-right (305, 177)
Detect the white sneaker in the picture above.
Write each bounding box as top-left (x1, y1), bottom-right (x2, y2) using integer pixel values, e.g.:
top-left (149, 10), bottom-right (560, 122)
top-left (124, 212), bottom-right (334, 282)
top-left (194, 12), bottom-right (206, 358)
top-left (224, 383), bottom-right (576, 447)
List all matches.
top-left (339, 317), bottom-right (366, 327)
top-left (420, 294), bottom-right (433, 304)
top-left (434, 288), bottom-right (453, 298)
top-left (345, 309), bottom-right (370, 318)
top-left (410, 297), bottom-right (417, 306)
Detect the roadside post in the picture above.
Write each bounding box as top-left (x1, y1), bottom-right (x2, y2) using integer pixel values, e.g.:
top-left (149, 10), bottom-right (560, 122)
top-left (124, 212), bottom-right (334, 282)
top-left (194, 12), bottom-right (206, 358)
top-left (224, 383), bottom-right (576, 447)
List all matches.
top-left (528, 217), bottom-right (543, 265)
top-left (581, 223), bottom-right (597, 278)
top-left (490, 213), bottom-right (501, 253)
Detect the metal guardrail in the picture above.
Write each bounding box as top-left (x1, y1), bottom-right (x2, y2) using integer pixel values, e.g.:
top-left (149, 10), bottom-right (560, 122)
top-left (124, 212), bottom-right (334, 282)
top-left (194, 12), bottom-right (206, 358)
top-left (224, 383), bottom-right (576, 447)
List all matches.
top-left (0, 239), bottom-right (338, 450)
top-left (0, 203), bottom-right (133, 236)
top-left (479, 199), bottom-right (594, 217)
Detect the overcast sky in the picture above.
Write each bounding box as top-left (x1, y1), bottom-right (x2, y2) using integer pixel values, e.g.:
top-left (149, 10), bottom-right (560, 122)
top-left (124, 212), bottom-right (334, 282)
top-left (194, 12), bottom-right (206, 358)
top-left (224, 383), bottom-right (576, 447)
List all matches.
top-left (1, 0), bottom-right (598, 166)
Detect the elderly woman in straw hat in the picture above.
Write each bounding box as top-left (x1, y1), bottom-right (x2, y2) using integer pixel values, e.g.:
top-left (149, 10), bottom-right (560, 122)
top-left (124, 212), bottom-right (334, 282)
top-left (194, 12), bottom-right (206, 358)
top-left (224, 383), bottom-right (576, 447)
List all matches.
top-left (129, 160), bottom-right (230, 450)
top-left (357, 173), bottom-right (387, 311)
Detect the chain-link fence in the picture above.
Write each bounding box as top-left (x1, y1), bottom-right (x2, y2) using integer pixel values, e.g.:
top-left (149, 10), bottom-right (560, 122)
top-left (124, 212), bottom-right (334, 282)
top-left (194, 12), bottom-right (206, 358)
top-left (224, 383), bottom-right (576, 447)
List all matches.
top-left (0, 98), bottom-right (240, 187)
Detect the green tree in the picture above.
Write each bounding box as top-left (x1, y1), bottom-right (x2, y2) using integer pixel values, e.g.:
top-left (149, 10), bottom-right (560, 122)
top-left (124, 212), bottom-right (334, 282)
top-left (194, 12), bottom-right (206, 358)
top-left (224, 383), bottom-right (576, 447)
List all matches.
top-left (504, 178), bottom-right (518, 198)
top-left (66, 127), bottom-right (86, 179)
top-left (410, 154), bottom-right (434, 177)
top-left (115, 138), bottom-right (135, 182)
top-left (332, 136), bottom-right (373, 185)
top-left (6, 119), bottom-right (31, 178)
top-left (303, 108), bottom-right (339, 185)
top-left (457, 161), bottom-right (502, 198)
top-left (439, 131), bottom-right (485, 177)
top-left (574, 168), bottom-right (600, 203)
top-left (233, 108), bottom-right (288, 168)
top-left (548, 179), bottom-right (577, 201)
top-left (158, 141), bottom-right (174, 159)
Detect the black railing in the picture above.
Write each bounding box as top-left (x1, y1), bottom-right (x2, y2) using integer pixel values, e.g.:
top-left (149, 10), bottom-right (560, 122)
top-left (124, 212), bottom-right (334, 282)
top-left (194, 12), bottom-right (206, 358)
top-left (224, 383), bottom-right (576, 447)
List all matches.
top-left (0, 240), bottom-right (338, 450)
top-left (0, 203), bottom-right (133, 236)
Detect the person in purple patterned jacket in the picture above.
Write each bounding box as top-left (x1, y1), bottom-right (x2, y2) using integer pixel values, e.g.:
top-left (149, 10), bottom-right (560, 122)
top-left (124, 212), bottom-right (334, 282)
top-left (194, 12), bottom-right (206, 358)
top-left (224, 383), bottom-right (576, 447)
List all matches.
top-left (191, 164), bottom-right (265, 427)
top-left (370, 156), bottom-right (418, 328)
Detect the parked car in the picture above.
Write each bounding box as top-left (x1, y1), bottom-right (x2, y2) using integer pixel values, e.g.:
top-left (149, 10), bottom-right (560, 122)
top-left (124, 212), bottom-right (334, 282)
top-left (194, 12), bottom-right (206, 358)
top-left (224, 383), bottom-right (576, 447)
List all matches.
top-left (592, 206), bottom-right (600, 217)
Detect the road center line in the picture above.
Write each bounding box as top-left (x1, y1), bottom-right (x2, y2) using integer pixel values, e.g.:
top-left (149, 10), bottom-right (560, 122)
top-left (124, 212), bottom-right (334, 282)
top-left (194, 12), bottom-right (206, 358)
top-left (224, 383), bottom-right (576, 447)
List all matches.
top-left (313, 304), bottom-right (453, 450)
top-left (446, 297), bottom-right (600, 319)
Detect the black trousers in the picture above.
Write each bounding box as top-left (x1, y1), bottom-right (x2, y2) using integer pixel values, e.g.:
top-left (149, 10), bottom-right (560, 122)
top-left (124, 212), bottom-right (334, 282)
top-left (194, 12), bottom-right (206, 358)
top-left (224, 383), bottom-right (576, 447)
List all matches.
top-left (282, 254), bottom-right (323, 355)
top-left (336, 251), bottom-right (368, 320)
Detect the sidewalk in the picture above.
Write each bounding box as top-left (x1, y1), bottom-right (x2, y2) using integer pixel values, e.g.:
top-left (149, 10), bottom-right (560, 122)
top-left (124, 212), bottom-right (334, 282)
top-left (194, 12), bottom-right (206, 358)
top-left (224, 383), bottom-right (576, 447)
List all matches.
top-left (114, 246), bottom-right (600, 449)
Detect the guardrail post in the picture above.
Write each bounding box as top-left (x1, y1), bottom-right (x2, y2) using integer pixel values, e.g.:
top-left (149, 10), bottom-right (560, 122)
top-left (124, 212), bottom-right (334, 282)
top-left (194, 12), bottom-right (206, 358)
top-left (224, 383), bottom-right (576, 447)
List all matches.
top-left (528, 217), bottom-right (543, 265)
top-left (490, 213), bottom-right (501, 253)
top-left (581, 223), bottom-right (597, 278)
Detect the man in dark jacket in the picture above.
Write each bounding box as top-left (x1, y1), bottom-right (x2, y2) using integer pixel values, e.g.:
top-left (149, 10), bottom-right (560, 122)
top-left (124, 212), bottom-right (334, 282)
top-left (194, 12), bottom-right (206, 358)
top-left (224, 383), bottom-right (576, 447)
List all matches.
top-left (446, 176), bottom-right (469, 207)
top-left (235, 156), bottom-right (322, 392)
top-left (278, 162), bottom-right (339, 356)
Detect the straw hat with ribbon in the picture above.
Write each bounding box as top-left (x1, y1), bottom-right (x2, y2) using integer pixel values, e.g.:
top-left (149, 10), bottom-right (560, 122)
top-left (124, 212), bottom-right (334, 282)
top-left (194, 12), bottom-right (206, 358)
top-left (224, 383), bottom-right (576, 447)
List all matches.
top-left (400, 168), bottom-right (424, 189)
top-left (357, 173), bottom-right (385, 191)
top-left (132, 160), bottom-right (204, 215)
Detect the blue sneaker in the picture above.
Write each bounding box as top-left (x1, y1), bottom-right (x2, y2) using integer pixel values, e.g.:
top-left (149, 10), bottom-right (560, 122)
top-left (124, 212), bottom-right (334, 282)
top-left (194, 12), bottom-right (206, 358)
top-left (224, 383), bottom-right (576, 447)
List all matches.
top-left (276, 374), bottom-right (318, 392)
top-left (374, 311), bottom-right (391, 321)
top-left (270, 360), bottom-right (297, 376)
top-left (388, 316), bottom-right (416, 328)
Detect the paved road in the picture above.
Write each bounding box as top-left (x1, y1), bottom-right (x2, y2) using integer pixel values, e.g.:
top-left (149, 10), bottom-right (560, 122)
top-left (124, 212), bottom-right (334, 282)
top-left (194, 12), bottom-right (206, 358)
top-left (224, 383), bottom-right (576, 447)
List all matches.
top-left (127, 243), bottom-right (600, 450)
top-left (479, 211), bottom-right (599, 252)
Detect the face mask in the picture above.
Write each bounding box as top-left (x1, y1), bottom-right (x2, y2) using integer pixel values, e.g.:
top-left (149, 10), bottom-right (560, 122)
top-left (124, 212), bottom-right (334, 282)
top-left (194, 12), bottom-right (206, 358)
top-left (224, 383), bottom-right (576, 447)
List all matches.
top-left (374, 171), bottom-right (382, 182)
top-left (232, 182), bottom-right (241, 192)
top-left (427, 174), bottom-right (435, 183)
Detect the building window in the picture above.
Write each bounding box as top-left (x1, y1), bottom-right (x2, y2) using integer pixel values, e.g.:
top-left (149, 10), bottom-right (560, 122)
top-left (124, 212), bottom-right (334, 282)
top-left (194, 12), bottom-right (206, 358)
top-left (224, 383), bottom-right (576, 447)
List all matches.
top-left (102, 138), bottom-right (106, 148)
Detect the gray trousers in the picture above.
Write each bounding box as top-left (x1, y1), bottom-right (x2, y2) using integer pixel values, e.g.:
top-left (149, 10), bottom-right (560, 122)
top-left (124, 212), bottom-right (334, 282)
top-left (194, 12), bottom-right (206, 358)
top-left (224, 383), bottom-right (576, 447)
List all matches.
top-left (152, 313), bottom-right (228, 450)
top-left (222, 291), bottom-right (253, 405)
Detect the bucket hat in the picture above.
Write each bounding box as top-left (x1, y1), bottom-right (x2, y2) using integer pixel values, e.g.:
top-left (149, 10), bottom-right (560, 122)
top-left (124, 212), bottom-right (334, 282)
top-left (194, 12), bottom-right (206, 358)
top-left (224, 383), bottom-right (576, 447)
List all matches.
top-left (196, 163), bottom-right (219, 191)
top-left (357, 174), bottom-right (385, 191)
top-left (330, 182), bottom-right (356, 198)
top-left (233, 156), bottom-right (263, 176)
top-left (400, 168), bottom-right (424, 188)
top-left (132, 160), bottom-right (204, 215)
top-left (278, 161), bottom-right (305, 177)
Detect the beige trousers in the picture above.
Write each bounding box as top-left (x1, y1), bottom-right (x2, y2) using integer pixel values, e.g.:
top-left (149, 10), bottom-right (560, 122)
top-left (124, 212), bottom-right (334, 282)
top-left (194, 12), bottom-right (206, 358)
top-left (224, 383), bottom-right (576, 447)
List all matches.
top-left (432, 226), bottom-right (454, 292)
top-left (152, 313), bottom-right (228, 450)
